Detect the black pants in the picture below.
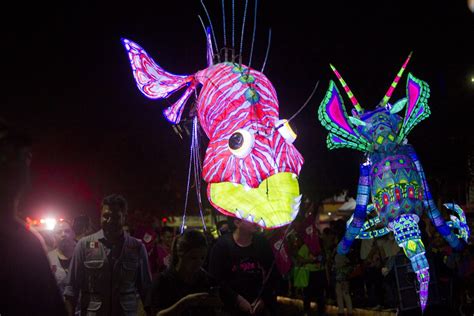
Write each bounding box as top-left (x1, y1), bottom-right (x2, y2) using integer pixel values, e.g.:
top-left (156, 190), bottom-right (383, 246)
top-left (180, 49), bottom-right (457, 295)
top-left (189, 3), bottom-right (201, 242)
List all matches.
top-left (365, 267), bottom-right (384, 307)
top-left (304, 270), bottom-right (327, 314)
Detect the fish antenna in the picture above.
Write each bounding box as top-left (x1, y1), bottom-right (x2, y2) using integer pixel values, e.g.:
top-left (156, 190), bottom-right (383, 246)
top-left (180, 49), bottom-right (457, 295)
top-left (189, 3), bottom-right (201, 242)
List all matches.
top-left (200, 0), bottom-right (219, 54)
top-left (198, 15), bottom-right (218, 65)
top-left (277, 81), bottom-right (320, 129)
top-left (232, 0), bottom-right (235, 48)
top-left (239, 0), bottom-right (249, 64)
top-left (248, 0), bottom-right (258, 69)
top-left (261, 28), bottom-right (272, 72)
top-left (197, 15), bottom-right (208, 38)
top-left (221, 0), bottom-right (227, 47)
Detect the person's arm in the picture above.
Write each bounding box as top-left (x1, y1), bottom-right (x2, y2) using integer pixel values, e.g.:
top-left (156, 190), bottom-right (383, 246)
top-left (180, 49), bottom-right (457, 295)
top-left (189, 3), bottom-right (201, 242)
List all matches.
top-left (258, 235), bottom-right (278, 309)
top-left (149, 272), bottom-right (222, 315)
top-left (157, 292), bottom-right (219, 316)
top-left (382, 255), bottom-right (396, 276)
top-left (64, 240), bottom-right (84, 315)
top-left (156, 295), bottom-right (189, 316)
top-left (26, 232), bottom-right (68, 315)
top-left (137, 242), bottom-right (153, 308)
top-left (208, 237), bottom-right (238, 306)
top-left (296, 245), bottom-right (316, 265)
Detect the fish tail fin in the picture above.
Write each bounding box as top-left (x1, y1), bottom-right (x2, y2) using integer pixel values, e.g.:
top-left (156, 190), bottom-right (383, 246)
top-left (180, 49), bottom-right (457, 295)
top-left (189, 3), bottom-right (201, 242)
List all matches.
top-left (122, 38), bottom-right (198, 123)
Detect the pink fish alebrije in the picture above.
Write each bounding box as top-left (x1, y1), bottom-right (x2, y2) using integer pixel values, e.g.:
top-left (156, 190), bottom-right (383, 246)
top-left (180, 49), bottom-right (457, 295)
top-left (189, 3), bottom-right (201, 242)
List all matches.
top-left (122, 29), bottom-right (304, 229)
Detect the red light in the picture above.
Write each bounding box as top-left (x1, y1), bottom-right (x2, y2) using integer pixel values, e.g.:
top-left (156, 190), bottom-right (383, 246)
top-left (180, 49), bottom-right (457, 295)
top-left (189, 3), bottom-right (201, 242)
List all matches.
top-left (162, 217), bottom-right (168, 223)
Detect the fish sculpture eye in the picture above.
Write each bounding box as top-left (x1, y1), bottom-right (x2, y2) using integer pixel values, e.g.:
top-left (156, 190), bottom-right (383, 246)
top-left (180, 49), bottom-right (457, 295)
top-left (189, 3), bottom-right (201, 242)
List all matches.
top-left (228, 132), bottom-right (244, 149)
top-left (228, 129), bottom-right (254, 158)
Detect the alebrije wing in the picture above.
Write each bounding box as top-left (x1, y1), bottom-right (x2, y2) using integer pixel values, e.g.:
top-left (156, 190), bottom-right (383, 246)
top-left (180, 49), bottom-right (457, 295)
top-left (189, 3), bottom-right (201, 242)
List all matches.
top-left (318, 81), bottom-right (371, 152)
top-left (396, 73), bottom-right (431, 143)
top-left (122, 38), bottom-right (196, 124)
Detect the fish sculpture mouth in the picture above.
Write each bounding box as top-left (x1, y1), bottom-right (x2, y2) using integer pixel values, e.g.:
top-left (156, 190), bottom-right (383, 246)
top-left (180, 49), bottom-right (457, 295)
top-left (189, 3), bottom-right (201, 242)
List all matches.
top-left (207, 172), bottom-right (301, 229)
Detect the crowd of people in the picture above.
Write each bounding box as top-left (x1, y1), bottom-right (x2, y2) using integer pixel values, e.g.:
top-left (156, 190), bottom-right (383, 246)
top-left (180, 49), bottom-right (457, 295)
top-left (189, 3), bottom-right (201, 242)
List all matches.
top-left (1, 119), bottom-right (474, 316)
top-left (21, 199), bottom-right (473, 316)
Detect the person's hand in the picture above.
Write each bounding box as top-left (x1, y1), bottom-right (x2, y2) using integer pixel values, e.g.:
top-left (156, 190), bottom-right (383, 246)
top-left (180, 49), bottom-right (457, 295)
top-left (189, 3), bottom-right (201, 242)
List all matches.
top-left (251, 298), bottom-right (265, 315)
top-left (381, 267), bottom-right (389, 276)
top-left (184, 292), bottom-right (209, 307)
top-left (64, 296), bottom-right (76, 316)
top-left (184, 292), bottom-right (222, 308)
top-left (202, 294), bottom-right (223, 308)
top-left (236, 295), bottom-right (252, 313)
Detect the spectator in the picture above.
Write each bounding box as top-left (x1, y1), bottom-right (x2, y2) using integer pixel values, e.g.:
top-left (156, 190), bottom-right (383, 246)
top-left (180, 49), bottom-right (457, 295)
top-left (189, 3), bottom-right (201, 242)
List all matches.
top-left (380, 244), bottom-right (400, 309)
top-left (156, 226), bottom-right (174, 273)
top-left (64, 194), bottom-right (152, 316)
top-left (148, 229), bottom-right (223, 315)
top-left (321, 227), bottom-right (337, 304)
top-left (290, 234), bottom-right (310, 299)
top-left (459, 244), bottom-right (474, 315)
top-left (334, 253), bottom-right (353, 316)
top-left (374, 234), bottom-right (400, 310)
top-left (38, 229), bottom-right (57, 253)
top-left (363, 240), bottom-right (384, 309)
top-left (72, 214), bottom-right (93, 241)
top-left (293, 231), bottom-right (327, 315)
top-left (209, 218), bottom-right (277, 315)
top-left (216, 219), bottom-right (231, 236)
top-left (265, 228), bottom-right (292, 298)
top-left (297, 206), bottom-right (327, 316)
top-left (0, 118), bottom-right (67, 315)
top-left (134, 224), bottom-right (159, 278)
top-left (48, 220), bottom-right (77, 296)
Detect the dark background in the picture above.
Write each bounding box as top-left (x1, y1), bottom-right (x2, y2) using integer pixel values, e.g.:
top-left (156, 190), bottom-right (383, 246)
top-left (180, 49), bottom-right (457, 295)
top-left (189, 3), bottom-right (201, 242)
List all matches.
top-left (2, 0), bottom-right (474, 221)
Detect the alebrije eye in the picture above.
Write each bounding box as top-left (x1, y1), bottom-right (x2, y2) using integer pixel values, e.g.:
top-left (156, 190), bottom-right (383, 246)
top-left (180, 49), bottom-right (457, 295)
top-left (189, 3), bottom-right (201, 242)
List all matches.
top-left (228, 129), bottom-right (254, 158)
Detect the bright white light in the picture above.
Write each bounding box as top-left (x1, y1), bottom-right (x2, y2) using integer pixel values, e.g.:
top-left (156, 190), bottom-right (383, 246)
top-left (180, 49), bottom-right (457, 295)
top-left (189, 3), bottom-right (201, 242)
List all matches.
top-left (43, 218), bottom-right (57, 231)
top-left (471, 77), bottom-right (474, 83)
top-left (328, 212), bottom-right (332, 216)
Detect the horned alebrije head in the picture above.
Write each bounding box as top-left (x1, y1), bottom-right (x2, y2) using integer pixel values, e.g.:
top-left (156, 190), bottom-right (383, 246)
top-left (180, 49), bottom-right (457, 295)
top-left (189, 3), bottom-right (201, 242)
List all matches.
top-left (318, 53), bottom-right (431, 153)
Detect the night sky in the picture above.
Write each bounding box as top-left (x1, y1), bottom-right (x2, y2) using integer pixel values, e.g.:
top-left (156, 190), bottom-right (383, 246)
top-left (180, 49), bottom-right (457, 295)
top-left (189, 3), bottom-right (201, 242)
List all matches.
top-left (3, 1), bottom-right (474, 221)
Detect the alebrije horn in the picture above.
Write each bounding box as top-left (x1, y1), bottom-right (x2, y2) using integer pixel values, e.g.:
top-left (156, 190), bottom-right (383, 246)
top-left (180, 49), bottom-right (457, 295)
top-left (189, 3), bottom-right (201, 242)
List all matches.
top-left (381, 52), bottom-right (413, 107)
top-left (330, 64), bottom-right (364, 115)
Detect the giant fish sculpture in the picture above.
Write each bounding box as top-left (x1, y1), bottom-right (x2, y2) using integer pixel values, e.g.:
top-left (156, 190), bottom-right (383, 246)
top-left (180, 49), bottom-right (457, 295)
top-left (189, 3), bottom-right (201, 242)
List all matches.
top-left (318, 53), bottom-right (470, 312)
top-left (122, 24), bottom-right (303, 228)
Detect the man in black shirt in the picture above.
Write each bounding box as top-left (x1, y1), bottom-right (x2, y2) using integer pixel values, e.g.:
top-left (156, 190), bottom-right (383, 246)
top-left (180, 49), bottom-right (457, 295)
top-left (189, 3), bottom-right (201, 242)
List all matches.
top-left (208, 218), bottom-right (277, 315)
